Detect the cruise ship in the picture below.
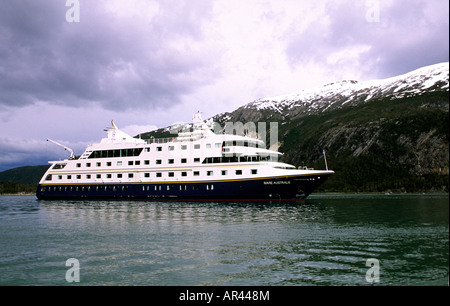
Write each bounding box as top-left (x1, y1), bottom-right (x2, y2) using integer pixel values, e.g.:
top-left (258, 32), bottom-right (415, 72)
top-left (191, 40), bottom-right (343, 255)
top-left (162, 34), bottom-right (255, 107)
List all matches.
top-left (36, 113), bottom-right (334, 201)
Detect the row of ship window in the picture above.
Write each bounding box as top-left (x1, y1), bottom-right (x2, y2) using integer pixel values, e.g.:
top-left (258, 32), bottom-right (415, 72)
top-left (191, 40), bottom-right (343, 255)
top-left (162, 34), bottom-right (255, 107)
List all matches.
top-left (75, 158), bottom-right (199, 168)
top-left (59, 155), bottom-right (273, 170)
top-left (86, 141), bottom-right (263, 159)
top-left (46, 169), bottom-right (258, 181)
top-left (87, 143), bottom-right (222, 159)
top-left (41, 184), bottom-right (216, 192)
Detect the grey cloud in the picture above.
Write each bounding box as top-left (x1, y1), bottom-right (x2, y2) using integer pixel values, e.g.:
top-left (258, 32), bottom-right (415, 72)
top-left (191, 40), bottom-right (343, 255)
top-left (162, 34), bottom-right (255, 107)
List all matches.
top-left (0, 0), bottom-right (220, 110)
top-left (0, 137), bottom-right (89, 171)
top-left (285, 0), bottom-right (449, 79)
top-left (358, 0), bottom-right (449, 77)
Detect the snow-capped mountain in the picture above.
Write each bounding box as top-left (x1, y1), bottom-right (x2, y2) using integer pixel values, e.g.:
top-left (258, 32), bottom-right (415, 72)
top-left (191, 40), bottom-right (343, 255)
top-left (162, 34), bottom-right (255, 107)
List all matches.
top-left (215, 62), bottom-right (449, 122)
top-left (205, 62), bottom-right (449, 193)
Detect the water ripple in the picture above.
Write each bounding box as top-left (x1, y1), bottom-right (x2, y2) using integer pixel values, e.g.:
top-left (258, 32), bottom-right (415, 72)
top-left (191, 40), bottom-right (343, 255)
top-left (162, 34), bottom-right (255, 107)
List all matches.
top-left (0, 194), bottom-right (448, 285)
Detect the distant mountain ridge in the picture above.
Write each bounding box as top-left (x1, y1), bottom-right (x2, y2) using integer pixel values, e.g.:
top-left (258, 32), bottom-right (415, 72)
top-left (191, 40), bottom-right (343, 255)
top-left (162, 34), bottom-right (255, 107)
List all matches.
top-left (0, 165), bottom-right (49, 194)
top-left (0, 165), bottom-right (49, 185)
top-left (206, 62), bottom-right (449, 192)
top-left (213, 62), bottom-right (449, 123)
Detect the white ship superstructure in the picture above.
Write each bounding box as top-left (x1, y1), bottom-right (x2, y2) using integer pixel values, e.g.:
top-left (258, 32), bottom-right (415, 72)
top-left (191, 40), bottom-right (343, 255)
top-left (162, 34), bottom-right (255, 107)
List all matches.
top-left (36, 113), bottom-right (334, 201)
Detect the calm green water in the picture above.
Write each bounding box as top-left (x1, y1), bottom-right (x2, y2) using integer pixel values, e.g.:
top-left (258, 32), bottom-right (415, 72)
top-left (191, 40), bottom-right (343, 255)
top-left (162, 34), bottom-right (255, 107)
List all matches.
top-left (0, 194), bottom-right (448, 286)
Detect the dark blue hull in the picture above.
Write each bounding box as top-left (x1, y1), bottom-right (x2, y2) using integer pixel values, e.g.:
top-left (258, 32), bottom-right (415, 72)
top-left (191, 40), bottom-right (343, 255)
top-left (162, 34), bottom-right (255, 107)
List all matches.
top-left (36, 174), bottom-right (332, 201)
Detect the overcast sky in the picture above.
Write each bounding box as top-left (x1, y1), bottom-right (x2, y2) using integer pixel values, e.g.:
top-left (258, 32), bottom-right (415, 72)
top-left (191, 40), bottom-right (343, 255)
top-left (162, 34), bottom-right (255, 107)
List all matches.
top-left (0, 0), bottom-right (448, 171)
